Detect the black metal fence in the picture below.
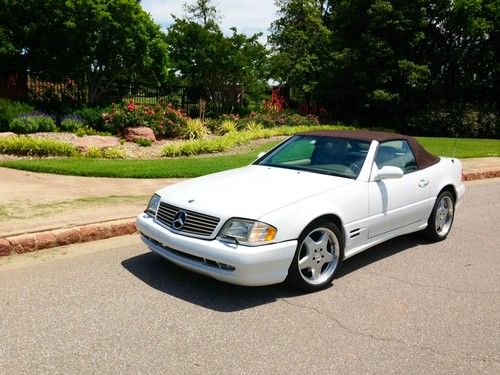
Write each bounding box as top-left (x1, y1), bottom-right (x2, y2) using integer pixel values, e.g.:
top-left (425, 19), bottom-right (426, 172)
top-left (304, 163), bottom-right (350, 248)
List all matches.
top-left (26, 75), bottom-right (193, 112)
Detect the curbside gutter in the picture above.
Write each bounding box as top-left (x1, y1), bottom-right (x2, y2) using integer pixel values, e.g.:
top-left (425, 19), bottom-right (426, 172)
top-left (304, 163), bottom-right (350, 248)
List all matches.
top-left (1, 169), bottom-right (498, 258)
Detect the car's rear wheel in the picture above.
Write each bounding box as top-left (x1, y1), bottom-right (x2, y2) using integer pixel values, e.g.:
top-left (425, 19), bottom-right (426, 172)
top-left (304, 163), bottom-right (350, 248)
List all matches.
top-left (286, 220), bottom-right (344, 292)
top-left (424, 190), bottom-right (455, 241)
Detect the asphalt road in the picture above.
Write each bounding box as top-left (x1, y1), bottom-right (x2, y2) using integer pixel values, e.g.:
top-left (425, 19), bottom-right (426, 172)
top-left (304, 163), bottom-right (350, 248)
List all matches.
top-left (1, 179), bottom-right (499, 374)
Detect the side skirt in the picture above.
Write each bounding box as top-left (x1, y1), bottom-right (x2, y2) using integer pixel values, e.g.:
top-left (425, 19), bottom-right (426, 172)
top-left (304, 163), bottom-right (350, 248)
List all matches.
top-left (343, 220), bottom-right (428, 259)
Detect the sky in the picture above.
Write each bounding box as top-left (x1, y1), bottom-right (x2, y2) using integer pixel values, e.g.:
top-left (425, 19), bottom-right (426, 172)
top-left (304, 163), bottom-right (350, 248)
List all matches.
top-left (141, 0), bottom-right (279, 41)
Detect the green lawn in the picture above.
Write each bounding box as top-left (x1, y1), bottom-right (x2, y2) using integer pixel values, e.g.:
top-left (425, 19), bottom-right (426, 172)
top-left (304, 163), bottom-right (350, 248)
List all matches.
top-left (417, 137), bottom-right (499, 159)
top-left (0, 136), bottom-right (498, 179)
top-left (0, 141), bottom-right (282, 178)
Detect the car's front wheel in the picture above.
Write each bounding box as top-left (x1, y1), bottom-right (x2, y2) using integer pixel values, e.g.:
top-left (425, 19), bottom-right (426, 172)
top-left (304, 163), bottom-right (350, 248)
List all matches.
top-left (424, 190), bottom-right (455, 241)
top-left (286, 220), bottom-right (344, 292)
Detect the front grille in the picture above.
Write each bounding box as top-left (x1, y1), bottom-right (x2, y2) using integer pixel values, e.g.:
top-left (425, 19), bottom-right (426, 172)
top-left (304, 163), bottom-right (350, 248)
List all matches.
top-left (156, 202), bottom-right (220, 238)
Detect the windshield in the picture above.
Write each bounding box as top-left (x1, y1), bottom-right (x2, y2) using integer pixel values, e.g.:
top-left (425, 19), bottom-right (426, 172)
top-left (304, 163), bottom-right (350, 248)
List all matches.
top-left (255, 135), bottom-right (371, 179)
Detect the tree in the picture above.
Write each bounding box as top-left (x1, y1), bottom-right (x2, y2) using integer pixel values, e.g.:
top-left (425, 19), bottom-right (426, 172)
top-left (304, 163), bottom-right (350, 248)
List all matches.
top-left (0, 0), bottom-right (170, 104)
top-left (183, 0), bottom-right (219, 26)
top-left (167, 18), bottom-right (268, 114)
top-left (269, 0), bottom-right (498, 133)
top-left (269, 0), bottom-right (332, 105)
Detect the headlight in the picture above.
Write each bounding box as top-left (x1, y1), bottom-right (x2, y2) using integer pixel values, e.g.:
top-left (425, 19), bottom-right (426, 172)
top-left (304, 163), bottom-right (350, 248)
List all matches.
top-left (145, 194), bottom-right (161, 216)
top-left (218, 219), bottom-right (277, 245)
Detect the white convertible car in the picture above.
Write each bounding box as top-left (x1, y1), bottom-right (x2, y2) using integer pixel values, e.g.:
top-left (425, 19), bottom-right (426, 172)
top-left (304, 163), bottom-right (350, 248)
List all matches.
top-left (136, 130), bottom-right (465, 291)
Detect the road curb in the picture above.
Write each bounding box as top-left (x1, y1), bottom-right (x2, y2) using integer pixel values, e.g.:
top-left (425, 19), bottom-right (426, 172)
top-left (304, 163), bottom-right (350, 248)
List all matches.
top-left (462, 169), bottom-right (500, 181)
top-left (0, 219), bottom-right (137, 257)
top-left (1, 169), bottom-right (498, 258)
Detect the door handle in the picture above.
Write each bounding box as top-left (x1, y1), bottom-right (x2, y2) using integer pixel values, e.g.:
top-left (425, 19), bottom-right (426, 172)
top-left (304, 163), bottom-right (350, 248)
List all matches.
top-left (418, 179), bottom-right (429, 187)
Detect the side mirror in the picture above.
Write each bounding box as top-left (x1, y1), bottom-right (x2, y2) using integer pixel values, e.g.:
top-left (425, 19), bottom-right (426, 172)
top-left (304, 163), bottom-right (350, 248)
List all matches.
top-left (373, 166), bottom-right (404, 181)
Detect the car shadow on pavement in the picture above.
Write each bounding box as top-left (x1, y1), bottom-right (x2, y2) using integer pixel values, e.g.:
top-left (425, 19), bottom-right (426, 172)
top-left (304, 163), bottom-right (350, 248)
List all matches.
top-left (121, 251), bottom-right (302, 312)
top-left (339, 233), bottom-right (427, 278)
top-left (121, 233), bottom-right (427, 312)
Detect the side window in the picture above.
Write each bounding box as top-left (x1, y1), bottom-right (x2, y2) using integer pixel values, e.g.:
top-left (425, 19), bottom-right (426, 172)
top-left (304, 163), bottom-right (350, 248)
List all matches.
top-left (375, 140), bottom-right (418, 174)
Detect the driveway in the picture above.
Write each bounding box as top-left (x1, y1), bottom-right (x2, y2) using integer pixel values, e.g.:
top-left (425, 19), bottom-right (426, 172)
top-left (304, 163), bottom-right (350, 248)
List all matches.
top-left (0, 179), bottom-right (498, 374)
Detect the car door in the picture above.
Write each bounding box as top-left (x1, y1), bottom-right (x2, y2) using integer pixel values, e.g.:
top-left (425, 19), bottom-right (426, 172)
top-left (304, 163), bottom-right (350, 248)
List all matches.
top-left (368, 140), bottom-right (430, 238)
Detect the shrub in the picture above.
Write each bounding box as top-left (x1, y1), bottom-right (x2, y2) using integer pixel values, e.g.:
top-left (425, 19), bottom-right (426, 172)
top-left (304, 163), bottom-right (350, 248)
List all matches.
top-left (408, 105), bottom-right (498, 138)
top-left (9, 116), bottom-right (39, 134)
top-left (241, 110), bottom-right (320, 128)
top-left (181, 118), bottom-right (207, 140)
top-left (136, 138), bottom-right (153, 147)
top-left (102, 147), bottom-right (124, 159)
top-left (217, 120), bottom-right (238, 135)
top-left (245, 121), bottom-right (264, 132)
top-left (75, 126), bottom-right (112, 137)
top-left (0, 98), bottom-right (34, 131)
top-left (9, 112), bottom-right (57, 133)
top-left (84, 147), bottom-right (124, 159)
top-left (0, 136), bottom-right (77, 156)
top-left (102, 99), bottom-right (188, 138)
top-left (74, 106), bottom-right (108, 130)
top-left (60, 115), bottom-right (85, 132)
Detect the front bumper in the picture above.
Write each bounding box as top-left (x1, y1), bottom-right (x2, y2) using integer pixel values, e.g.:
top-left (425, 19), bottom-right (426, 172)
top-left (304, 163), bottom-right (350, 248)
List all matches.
top-left (135, 213), bottom-right (297, 286)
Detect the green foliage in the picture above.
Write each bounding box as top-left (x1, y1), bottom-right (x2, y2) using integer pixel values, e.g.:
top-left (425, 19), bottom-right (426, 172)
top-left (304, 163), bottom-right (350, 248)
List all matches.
top-left (181, 118), bottom-right (207, 140)
top-left (60, 115), bottom-right (84, 132)
top-left (75, 126), bottom-right (112, 137)
top-left (84, 147), bottom-right (124, 159)
top-left (103, 100), bottom-right (188, 138)
top-left (1, 0), bottom-right (170, 104)
top-left (409, 105), bottom-right (498, 138)
top-left (74, 106), bottom-right (108, 130)
top-left (217, 120), bottom-right (238, 135)
top-left (0, 136), bottom-right (77, 156)
top-left (241, 109), bottom-right (320, 128)
top-left (183, 0), bottom-right (219, 25)
top-left (245, 121), bottom-right (264, 132)
top-left (135, 138), bottom-right (153, 147)
top-left (9, 113), bottom-right (57, 133)
top-left (167, 18), bottom-right (268, 114)
top-left (0, 99), bottom-right (34, 131)
top-left (9, 117), bottom-right (39, 134)
top-left (269, 0), bottom-right (498, 135)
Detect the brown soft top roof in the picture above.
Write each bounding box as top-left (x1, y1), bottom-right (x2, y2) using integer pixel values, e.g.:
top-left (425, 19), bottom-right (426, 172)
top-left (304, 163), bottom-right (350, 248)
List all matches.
top-left (299, 130), bottom-right (440, 169)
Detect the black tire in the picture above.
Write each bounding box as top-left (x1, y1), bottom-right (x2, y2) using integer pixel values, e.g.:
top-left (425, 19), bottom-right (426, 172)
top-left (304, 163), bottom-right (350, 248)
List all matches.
top-left (286, 220), bottom-right (344, 292)
top-left (423, 190), bottom-right (455, 241)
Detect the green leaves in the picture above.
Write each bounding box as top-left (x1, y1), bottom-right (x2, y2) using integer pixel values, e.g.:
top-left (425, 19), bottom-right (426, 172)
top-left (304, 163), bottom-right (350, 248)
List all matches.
top-left (1, 0), bottom-right (169, 104)
top-left (167, 18), bottom-right (268, 114)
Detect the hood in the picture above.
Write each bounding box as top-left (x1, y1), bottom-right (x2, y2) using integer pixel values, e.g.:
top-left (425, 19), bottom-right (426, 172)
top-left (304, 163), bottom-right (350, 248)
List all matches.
top-left (156, 165), bottom-right (352, 220)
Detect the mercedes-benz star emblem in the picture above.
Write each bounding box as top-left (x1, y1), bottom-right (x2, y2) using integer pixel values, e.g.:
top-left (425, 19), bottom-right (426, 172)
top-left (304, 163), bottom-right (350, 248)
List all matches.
top-left (172, 211), bottom-right (187, 230)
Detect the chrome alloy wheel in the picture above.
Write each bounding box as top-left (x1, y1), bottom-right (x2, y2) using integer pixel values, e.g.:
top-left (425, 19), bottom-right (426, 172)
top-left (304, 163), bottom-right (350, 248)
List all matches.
top-left (434, 195), bottom-right (454, 236)
top-left (297, 227), bottom-right (340, 285)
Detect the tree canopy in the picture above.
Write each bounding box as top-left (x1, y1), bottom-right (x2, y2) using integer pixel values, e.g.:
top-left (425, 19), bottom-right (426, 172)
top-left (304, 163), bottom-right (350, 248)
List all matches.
top-left (167, 9), bottom-right (268, 114)
top-left (0, 0), bottom-right (169, 103)
top-left (269, 0), bottom-right (498, 134)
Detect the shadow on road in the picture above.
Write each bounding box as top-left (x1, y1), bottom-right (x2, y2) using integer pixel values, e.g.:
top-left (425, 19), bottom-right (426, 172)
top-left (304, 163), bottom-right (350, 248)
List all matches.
top-left (338, 233), bottom-right (427, 278)
top-left (121, 252), bottom-right (300, 312)
top-left (121, 233), bottom-right (426, 312)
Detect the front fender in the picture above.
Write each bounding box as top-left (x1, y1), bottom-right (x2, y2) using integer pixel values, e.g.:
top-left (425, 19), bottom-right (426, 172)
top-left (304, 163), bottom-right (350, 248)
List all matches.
top-left (259, 182), bottom-right (369, 243)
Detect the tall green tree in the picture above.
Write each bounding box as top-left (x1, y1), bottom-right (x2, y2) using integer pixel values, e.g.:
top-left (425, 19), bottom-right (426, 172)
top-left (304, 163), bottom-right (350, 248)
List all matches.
top-left (270, 0), bottom-right (498, 133)
top-left (269, 0), bottom-right (332, 104)
top-left (183, 0), bottom-right (219, 25)
top-left (0, 0), bottom-right (169, 104)
top-left (167, 17), bottom-right (268, 114)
